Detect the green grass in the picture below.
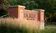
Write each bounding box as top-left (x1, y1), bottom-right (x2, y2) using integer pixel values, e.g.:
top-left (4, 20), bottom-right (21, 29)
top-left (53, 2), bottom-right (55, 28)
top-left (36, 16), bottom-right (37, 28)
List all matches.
top-left (0, 25), bottom-right (56, 33)
top-left (0, 23), bottom-right (56, 33)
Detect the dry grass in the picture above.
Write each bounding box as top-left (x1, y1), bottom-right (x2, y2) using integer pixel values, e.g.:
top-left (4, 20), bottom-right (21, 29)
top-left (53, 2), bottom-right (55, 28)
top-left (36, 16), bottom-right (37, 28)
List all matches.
top-left (0, 18), bottom-right (56, 33)
top-left (0, 18), bottom-right (40, 30)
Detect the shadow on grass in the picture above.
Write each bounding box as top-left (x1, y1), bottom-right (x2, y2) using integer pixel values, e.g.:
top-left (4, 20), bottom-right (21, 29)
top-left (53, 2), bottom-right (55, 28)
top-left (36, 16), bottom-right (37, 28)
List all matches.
top-left (0, 24), bottom-right (56, 33)
top-left (0, 24), bottom-right (28, 33)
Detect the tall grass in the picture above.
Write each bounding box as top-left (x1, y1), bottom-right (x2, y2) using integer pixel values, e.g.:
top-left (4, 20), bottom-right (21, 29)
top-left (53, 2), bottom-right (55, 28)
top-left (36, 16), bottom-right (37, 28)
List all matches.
top-left (0, 18), bottom-right (39, 33)
top-left (0, 18), bottom-right (56, 33)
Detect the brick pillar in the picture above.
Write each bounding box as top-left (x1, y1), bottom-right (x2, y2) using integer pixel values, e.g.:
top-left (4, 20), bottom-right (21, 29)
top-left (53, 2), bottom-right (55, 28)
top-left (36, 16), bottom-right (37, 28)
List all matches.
top-left (39, 9), bottom-right (45, 30)
top-left (18, 5), bottom-right (25, 19)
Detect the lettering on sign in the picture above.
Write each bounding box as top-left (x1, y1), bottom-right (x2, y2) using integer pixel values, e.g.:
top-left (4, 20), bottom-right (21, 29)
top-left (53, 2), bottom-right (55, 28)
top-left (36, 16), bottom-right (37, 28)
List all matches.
top-left (24, 13), bottom-right (36, 20)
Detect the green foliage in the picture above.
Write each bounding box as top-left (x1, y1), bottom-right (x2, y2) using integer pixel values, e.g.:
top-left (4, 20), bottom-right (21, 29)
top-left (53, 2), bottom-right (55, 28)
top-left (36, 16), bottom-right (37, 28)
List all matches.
top-left (22, 0), bottom-right (38, 10)
top-left (9, 0), bottom-right (19, 5)
top-left (0, 0), bottom-right (9, 10)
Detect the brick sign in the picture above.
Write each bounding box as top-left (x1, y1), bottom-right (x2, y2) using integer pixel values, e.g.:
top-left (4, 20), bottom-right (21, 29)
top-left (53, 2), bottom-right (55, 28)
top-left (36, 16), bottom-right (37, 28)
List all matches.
top-left (8, 5), bottom-right (45, 29)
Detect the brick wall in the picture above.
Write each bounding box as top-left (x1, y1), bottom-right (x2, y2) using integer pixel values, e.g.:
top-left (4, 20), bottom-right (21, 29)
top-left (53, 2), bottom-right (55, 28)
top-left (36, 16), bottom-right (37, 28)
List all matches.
top-left (8, 5), bottom-right (45, 30)
top-left (8, 7), bottom-right (18, 18)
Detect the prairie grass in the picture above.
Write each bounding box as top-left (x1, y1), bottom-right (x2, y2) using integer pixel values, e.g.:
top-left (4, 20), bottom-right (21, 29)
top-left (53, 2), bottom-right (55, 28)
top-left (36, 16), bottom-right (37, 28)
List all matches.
top-left (0, 18), bottom-right (39, 29)
top-left (0, 18), bottom-right (39, 33)
top-left (0, 18), bottom-right (56, 33)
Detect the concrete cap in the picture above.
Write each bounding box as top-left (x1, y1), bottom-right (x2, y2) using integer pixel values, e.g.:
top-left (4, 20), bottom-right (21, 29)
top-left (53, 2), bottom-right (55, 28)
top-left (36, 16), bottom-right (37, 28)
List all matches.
top-left (40, 9), bottom-right (45, 11)
top-left (18, 5), bottom-right (25, 8)
top-left (33, 9), bottom-right (45, 11)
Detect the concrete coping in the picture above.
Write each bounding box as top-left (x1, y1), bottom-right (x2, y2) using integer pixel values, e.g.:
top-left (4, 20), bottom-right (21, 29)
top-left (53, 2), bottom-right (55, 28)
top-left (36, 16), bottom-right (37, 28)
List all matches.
top-left (33, 9), bottom-right (45, 11)
top-left (8, 5), bottom-right (25, 8)
top-left (18, 5), bottom-right (25, 8)
top-left (40, 9), bottom-right (45, 11)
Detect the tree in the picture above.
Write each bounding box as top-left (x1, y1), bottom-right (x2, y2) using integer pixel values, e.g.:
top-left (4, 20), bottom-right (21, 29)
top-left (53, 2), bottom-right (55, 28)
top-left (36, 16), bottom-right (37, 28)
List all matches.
top-left (0, 0), bottom-right (9, 16)
top-left (22, 0), bottom-right (38, 9)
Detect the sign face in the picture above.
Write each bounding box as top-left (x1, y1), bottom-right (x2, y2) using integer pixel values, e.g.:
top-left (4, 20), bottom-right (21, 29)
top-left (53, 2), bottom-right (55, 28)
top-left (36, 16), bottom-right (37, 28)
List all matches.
top-left (24, 13), bottom-right (36, 20)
